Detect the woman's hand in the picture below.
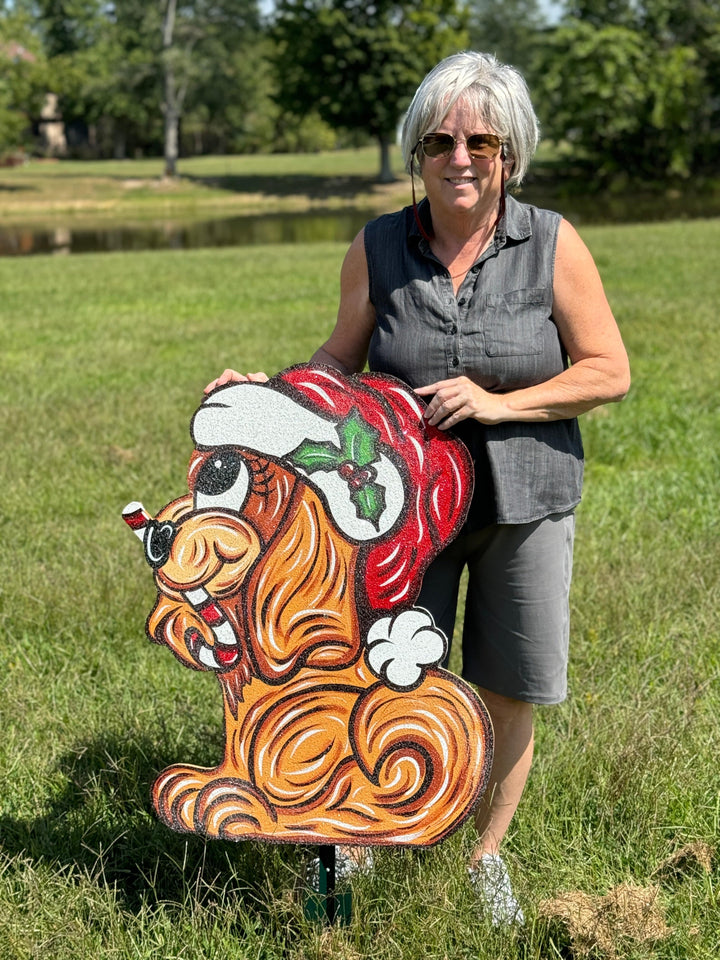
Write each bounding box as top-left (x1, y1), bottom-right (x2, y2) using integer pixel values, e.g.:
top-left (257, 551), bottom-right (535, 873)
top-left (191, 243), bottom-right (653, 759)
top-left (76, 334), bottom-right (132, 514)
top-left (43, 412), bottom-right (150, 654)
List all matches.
top-left (415, 377), bottom-right (504, 428)
top-left (416, 218), bottom-right (632, 429)
top-left (204, 369), bottom-right (269, 394)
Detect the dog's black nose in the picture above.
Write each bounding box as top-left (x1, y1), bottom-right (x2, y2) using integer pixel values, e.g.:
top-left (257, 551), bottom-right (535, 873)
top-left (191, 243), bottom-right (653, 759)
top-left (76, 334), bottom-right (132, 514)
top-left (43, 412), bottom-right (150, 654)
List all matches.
top-left (144, 519), bottom-right (178, 569)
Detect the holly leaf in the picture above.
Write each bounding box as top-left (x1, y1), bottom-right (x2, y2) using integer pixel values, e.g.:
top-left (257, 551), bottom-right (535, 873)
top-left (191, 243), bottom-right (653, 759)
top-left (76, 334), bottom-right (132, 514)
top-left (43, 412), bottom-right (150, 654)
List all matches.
top-left (288, 439), bottom-right (343, 473)
top-left (352, 484), bottom-right (386, 530)
top-left (337, 409), bottom-right (380, 466)
top-left (286, 409), bottom-right (387, 528)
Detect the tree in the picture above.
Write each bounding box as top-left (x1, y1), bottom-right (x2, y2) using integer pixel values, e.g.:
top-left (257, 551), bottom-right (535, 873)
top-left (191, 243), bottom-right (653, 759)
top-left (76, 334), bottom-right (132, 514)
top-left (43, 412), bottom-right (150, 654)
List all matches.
top-left (0, 4), bottom-right (48, 154)
top-left (272, 0), bottom-right (469, 182)
top-left (639, 0), bottom-right (720, 174)
top-left (468, 0), bottom-right (547, 75)
top-left (181, 33), bottom-right (275, 154)
top-left (154, 0), bottom-right (262, 175)
top-left (33, 0), bottom-right (157, 158)
top-left (102, 0), bottom-right (262, 175)
top-left (534, 19), bottom-right (703, 180)
top-left (532, 1), bottom-right (720, 181)
top-left (32, 0), bottom-right (265, 166)
top-left (35, 0), bottom-right (107, 57)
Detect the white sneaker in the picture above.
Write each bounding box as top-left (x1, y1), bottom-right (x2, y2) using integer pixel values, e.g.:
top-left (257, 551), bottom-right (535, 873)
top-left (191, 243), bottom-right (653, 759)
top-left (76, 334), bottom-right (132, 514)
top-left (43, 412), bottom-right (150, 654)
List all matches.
top-left (468, 853), bottom-right (525, 926)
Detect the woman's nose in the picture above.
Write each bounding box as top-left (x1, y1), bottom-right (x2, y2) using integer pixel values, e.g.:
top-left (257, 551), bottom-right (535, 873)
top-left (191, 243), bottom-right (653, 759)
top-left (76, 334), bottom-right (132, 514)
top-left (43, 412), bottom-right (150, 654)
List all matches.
top-left (449, 139), bottom-right (473, 163)
top-left (144, 519), bottom-right (178, 568)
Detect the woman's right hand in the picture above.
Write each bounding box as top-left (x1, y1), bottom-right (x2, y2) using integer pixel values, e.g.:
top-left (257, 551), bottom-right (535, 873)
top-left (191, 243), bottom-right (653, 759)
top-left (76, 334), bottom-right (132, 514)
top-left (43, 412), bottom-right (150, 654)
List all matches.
top-left (204, 369), bottom-right (269, 394)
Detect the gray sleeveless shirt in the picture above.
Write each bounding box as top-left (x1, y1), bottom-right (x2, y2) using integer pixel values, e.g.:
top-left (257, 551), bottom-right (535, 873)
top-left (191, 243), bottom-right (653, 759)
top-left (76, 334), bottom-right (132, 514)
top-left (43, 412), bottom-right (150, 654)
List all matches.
top-left (366, 195), bottom-right (584, 529)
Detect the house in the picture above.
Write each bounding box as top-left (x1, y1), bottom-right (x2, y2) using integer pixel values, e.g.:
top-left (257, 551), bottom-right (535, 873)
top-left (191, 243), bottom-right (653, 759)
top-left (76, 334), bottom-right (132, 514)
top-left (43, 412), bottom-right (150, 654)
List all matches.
top-left (1, 42), bottom-right (67, 156)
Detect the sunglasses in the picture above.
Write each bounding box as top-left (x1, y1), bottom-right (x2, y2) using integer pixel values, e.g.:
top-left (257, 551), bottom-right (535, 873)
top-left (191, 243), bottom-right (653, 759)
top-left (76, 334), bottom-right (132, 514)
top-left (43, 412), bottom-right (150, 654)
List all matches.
top-left (416, 132), bottom-right (504, 160)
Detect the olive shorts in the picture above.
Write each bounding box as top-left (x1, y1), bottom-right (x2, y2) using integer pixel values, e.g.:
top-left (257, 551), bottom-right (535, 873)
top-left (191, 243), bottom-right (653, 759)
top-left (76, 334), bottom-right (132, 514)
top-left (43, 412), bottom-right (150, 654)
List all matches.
top-left (416, 511), bottom-right (575, 704)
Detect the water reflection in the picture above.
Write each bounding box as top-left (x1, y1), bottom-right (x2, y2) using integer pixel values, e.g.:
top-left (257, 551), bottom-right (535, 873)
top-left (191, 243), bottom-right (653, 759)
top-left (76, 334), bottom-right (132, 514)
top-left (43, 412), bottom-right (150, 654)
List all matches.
top-left (0, 191), bottom-right (717, 257)
top-left (0, 209), bottom-right (372, 257)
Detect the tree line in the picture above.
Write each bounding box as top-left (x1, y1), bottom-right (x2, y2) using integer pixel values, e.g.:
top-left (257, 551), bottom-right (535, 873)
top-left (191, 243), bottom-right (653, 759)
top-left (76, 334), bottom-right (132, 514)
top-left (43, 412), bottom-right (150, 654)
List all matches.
top-left (1, 0), bottom-right (718, 185)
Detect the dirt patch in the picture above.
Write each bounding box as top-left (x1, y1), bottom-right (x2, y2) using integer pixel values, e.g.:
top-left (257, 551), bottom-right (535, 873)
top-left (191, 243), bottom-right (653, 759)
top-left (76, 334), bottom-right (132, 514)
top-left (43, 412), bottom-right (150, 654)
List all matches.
top-left (654, 841), bottom-right (715, 880)
top-left (107, 445), bottom-right (137, 465)
top-left (539, 883), bottom-right (671, 958)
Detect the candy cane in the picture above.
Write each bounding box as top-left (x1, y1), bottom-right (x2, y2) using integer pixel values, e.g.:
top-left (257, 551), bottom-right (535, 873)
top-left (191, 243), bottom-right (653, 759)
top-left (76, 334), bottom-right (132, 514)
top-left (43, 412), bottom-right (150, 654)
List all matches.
top-left (122, 501), bottom-right (151, 541)
top-left (122, 501), bottom-right (239, 669)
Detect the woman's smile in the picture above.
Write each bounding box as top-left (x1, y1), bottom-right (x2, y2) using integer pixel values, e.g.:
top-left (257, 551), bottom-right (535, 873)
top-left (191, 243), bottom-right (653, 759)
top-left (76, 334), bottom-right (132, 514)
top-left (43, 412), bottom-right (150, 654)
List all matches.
top-left (420, 98), bottom-right (505, 221)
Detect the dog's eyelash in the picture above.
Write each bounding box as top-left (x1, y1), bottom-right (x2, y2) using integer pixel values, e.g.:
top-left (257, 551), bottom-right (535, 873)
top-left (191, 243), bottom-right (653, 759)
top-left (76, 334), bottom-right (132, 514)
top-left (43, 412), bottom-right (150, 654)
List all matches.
top-left (247, 457), bottom-right (273, 499)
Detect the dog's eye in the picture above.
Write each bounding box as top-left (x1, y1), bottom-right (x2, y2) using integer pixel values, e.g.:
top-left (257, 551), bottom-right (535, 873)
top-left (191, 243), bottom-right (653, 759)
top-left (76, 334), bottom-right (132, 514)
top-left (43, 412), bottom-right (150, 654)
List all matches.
top-left (194, 449), bottom-right (250, 513)
top-left (196, 450), bottom-right (244, 495)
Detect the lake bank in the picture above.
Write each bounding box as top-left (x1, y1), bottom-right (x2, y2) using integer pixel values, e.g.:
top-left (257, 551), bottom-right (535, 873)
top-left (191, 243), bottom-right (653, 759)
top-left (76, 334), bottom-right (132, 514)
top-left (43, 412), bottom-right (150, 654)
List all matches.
top-left (3, 148), bottom-right (719, 234)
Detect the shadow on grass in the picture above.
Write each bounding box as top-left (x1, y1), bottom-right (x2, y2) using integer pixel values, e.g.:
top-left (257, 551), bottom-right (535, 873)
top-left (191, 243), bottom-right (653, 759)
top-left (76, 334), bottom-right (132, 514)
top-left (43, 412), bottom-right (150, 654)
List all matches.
top-left (183, 172), bottom-right (390, 201)
top-left (4, 169), bottom-right (389, 197)
top-left (0, 733), bottom-right (307, 915)
top-left (0, 182), bottom-right (33, 192)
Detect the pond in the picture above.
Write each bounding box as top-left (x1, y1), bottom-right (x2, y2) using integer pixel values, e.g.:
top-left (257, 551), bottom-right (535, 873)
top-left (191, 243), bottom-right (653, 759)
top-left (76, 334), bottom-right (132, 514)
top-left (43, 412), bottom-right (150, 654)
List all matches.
top-left (0, 208), bottom-right (373, 257)
top-left (1, 189), bottom-right (717, 257)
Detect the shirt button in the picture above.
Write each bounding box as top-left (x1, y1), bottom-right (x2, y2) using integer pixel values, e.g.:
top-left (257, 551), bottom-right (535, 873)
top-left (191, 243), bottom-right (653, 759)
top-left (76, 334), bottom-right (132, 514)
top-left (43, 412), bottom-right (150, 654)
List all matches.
top-left (451, 357), bottom-right (459, 367)
top-left (458, 298), bottom-right (466, 306)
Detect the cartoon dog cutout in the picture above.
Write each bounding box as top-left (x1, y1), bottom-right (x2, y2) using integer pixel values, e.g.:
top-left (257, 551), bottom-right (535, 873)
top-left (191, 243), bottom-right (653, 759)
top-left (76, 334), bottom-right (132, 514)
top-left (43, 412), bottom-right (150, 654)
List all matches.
top-left (123, 364), bottom-right (492, 847)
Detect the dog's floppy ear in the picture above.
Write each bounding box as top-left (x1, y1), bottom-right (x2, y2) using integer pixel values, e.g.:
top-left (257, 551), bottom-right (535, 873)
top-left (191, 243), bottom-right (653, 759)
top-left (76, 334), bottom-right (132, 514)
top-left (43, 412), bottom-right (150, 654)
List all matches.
top-left (243, 481), bottom-right (361, 682)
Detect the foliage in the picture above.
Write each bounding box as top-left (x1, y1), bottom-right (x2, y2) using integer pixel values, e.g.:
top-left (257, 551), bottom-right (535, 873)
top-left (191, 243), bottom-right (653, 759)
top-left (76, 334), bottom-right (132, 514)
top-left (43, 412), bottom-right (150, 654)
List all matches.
top-left (532, 0), bottom-right (720, 181)
top-left (271, 0), bottom-right (468, 181)
top-left (0, 215), bottom-right (719, 957)
top-left (28, 0), bottom-right (265, 163)
top-left (43, 8), bottom-right (160, 158)
top-left (467, 0), bottom-right (547, 75)
top-left (0, 7), bottom-right (48, 154)
top-left (182, 33), bottom-right (276, 155)
top-left (533, 19), bottom-right (702, 179)
top-left (4, 0), bottom-right (720, 181)
top-left (156, 1), bottom-right (258, 175)
top-left (34, 0), bottom-right (107, 56)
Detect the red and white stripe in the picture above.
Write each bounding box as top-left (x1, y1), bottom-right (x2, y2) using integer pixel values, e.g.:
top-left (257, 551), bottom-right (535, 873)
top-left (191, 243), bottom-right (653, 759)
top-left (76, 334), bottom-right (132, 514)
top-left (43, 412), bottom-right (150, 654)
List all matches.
top-left (122, 501), bottom-right (151, 540)
top-left (122, 501), bottom-right (239, 669)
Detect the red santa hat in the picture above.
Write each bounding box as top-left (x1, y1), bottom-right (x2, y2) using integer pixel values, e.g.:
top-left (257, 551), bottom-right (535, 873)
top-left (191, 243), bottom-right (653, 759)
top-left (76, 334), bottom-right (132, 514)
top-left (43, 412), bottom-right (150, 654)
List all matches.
top-left (193, 364), bottom-right (473, 612)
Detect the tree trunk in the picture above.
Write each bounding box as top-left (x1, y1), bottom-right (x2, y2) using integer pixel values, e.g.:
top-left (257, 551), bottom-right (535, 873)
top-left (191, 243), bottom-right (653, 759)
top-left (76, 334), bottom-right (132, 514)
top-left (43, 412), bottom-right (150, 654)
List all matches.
top-left (113, 126), bottom-right (126, 160)
top-left (378, 136), bottom-right (395, 183)
top-left (162, 0), bottom-right (179, 179)
top-left (164, 101), bottom-right (180, 178)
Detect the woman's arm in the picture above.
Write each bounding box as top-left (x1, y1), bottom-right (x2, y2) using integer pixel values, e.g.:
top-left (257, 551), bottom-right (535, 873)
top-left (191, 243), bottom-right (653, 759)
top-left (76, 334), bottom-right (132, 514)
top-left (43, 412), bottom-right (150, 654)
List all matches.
top-left (417, 218), bottom-right (631, 428)
top-left (310, 229), bottom-right (376, 374)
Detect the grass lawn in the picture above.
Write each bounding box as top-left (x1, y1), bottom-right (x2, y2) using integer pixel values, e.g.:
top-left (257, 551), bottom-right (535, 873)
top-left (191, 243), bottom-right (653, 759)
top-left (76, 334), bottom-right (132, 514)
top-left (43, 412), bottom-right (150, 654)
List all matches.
top-left (0, 147), bottom-right (413, 225)
top-left (1, 218), bottom-right (719, 958)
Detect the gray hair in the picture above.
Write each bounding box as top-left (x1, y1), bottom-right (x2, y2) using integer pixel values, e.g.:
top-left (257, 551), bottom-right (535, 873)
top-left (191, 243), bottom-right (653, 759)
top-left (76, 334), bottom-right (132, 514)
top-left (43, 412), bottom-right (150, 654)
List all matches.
top-left (401, 51), bottom-right (539, 189)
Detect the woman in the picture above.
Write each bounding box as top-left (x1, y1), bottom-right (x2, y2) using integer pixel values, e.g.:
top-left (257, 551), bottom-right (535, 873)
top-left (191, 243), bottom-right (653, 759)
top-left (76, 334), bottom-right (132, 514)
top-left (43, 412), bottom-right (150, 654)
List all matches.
top-left (207, 51), bottom-right (630, 925)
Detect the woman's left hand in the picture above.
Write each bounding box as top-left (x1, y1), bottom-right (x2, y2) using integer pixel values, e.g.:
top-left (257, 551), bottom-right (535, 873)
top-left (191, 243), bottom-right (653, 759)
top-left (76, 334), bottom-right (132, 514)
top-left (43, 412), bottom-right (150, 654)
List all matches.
top-left (415, 377), bottom-right (503, 428)
top-left (204, 369), bottom-right (269, 394)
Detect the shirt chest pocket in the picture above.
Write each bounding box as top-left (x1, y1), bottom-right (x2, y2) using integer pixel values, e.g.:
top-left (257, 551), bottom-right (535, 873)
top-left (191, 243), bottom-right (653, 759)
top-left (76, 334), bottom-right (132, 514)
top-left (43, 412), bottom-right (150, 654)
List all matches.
top-left (483, 288), bottom-right (548, 357)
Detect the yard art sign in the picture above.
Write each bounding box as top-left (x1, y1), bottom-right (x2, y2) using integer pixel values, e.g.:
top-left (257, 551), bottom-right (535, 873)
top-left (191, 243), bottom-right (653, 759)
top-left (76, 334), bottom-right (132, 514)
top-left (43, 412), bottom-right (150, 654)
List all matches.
top-left (123, 364), bottom-right (493, 847)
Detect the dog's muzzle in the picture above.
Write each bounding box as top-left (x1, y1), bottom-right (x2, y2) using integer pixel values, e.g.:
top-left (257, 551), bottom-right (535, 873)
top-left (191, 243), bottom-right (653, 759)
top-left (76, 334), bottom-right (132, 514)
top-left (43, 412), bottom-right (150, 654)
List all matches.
top-left (122, 501), bottom-right (241, 671)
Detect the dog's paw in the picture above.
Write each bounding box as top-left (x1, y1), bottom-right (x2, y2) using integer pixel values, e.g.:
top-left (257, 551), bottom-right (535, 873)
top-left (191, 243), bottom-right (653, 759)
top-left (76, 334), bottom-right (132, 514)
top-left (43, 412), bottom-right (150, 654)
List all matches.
top-left (365, 609), bottom-right (446, 689)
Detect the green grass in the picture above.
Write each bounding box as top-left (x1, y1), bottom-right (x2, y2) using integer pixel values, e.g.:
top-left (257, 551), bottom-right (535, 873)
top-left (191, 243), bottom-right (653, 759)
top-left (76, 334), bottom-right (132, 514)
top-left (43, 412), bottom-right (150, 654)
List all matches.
top-left (0, 148), bottom-right (411, 224)
top-left (1, 220), bottom-right (719, 958)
